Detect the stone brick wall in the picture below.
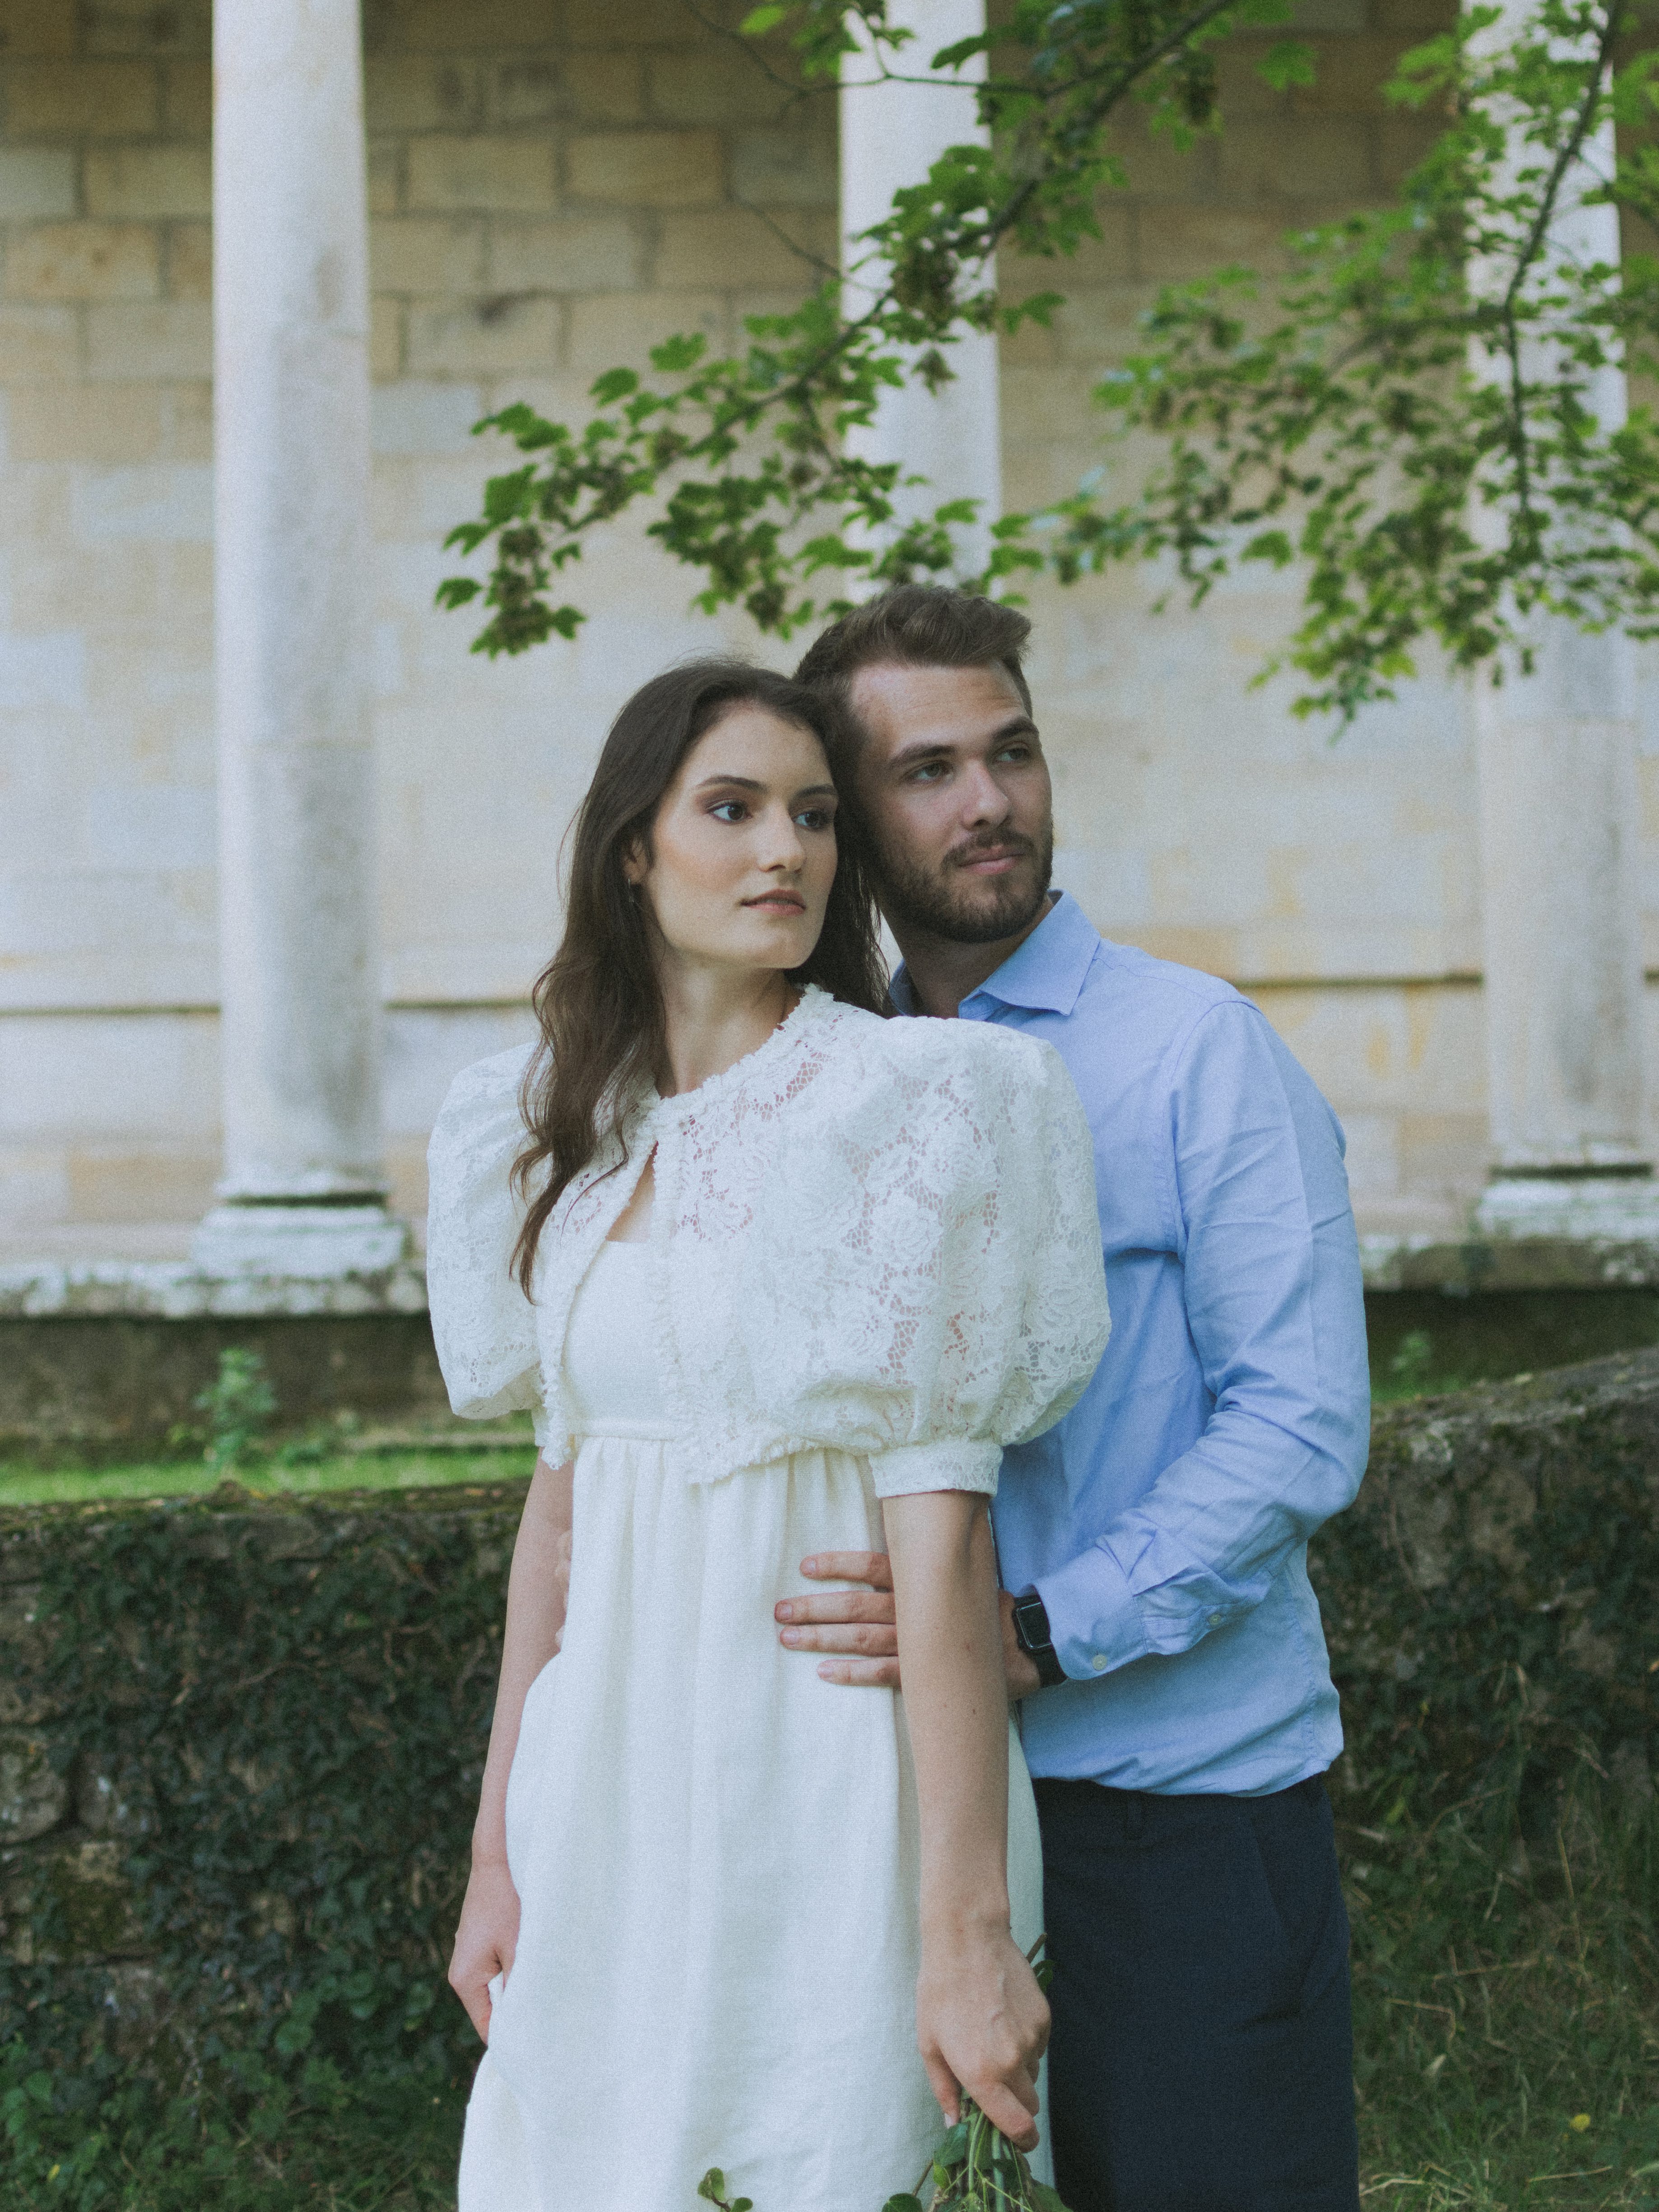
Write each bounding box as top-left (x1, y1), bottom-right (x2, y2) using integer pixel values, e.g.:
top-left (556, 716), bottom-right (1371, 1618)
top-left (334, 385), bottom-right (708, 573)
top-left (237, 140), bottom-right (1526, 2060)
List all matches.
top-left (5, 0), bottom-right (1659, 1256)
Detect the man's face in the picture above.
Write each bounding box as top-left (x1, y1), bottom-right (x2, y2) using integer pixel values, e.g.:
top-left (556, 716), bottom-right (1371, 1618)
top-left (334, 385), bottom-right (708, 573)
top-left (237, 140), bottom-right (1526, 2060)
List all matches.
top-left (848, 660), bottom-right (1054, 947)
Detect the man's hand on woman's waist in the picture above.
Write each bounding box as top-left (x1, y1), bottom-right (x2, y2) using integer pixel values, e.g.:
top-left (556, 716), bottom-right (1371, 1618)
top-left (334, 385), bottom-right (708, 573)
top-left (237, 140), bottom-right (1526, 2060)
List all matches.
top-left (774, 1550), bottom-right (1042, 1699)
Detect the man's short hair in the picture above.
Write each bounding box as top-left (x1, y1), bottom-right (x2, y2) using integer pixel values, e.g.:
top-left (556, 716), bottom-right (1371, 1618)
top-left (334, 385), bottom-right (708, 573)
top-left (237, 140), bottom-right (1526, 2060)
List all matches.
top-left (794, 585), bottom-right (1033, 724)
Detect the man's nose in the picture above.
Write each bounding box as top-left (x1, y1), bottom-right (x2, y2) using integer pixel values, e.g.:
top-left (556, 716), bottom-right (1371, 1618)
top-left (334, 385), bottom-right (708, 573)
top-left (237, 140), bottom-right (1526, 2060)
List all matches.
top-left (959, 761), bottom-right (1013, 826)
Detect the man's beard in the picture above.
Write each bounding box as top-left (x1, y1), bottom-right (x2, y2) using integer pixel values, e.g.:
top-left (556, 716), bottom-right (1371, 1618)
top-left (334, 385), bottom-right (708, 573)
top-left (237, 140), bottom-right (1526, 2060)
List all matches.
top-left (869, 823), bottom-right (1055, 948)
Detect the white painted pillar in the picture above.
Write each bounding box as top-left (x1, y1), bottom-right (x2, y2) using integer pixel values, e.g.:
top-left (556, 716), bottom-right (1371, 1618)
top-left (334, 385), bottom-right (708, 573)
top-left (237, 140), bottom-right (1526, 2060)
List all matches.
top-left (194, 0), bottom-right (404, 1277)
top-left (1470, 5), bottom-right (1655, 1236)
top-left (840, 0), bottom-right (1001, 575)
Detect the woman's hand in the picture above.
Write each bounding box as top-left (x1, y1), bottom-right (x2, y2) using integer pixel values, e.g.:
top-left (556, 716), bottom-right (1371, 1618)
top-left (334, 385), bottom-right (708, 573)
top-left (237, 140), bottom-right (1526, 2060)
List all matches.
top-left (449, 1854), bottom-right (521, 2044)
top-left (916, 1919), bottom-right (1050, 2150)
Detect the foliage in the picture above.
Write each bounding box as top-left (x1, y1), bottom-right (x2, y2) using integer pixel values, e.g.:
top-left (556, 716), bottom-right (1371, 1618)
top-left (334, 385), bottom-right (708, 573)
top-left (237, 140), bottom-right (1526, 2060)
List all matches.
top-left (1073, 0), bottom-right (1659, 718)
top-left (439, 0), bottom-right (1659, 722)
top-left (436, 0), bottom-right (1319, 649)
top-left (185, 1347), bottom-right (277, 1474)
top-left (3, 1354), bottom-right (1658, 2203)
top-left (0, 1485), bottom-right (520, 2207)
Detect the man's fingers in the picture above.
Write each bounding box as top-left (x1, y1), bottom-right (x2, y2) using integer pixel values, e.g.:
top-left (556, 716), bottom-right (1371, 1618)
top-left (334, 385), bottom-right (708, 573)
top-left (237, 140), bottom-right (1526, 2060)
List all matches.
top-left (799, 1549), bottom-right (893, 1591)
top-left (814, 1654), bottom-right (902, 1688)
top-left (780, 1621), bottom-right (899, 1657)
top-left (775, 1589), bottom-right (896, 1626)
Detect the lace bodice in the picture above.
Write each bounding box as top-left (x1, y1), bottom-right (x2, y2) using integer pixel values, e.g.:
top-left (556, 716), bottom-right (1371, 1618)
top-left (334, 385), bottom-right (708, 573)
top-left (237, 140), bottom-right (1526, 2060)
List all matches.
top-left (426, 989), bottom-right (1110, 1495)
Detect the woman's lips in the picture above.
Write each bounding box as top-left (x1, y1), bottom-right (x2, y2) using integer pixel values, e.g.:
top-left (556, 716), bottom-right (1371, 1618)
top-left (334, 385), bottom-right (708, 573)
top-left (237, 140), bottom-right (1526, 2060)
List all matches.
top-left (744, 894), bottom-right (806, 913)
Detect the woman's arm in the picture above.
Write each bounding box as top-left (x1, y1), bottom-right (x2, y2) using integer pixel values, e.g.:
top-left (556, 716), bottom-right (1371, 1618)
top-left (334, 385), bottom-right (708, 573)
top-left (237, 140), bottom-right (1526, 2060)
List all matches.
top-left (448, 1452), bottom-right (574, 2043)
top-left (883, 1491), bottom-right (1050, 2151)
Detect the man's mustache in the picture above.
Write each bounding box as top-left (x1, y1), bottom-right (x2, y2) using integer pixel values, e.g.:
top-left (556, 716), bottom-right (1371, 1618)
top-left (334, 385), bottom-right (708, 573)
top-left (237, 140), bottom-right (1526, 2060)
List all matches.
top-left (945, 833), bottom-right (1037, 870)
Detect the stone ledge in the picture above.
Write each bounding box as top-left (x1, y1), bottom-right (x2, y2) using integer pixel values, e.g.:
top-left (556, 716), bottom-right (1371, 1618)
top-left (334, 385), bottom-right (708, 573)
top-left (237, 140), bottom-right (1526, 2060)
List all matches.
top-left (0, 1257), bottom-right (430, 1321)
top-left (1360, 1231), bottom-right (1659, 1292)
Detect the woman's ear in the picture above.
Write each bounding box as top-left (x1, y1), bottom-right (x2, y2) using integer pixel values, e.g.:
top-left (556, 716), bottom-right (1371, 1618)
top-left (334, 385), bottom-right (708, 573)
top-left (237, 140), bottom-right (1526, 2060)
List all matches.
top-left (621, 836), bottom-right (646, 888)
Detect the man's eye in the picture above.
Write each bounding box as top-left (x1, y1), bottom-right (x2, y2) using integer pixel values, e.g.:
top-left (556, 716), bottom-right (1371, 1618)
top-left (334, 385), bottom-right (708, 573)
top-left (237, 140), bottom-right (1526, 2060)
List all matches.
top-left (909, 762), bottom-right (949, 784)
top-left (710, 800), bottom-right (747, 823)
top-left (996, 744), bottom-right (1032, 764)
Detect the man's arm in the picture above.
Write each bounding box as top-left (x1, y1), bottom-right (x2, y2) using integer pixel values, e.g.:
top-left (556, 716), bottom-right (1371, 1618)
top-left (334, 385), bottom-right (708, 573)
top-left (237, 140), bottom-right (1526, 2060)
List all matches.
top-left (779, 1000), bottom-right (1369, 1691)
top-left (1033, 1001), bottom-right (1369, 1681)
top-left (776, 1552), bottom-right (1039, 1696)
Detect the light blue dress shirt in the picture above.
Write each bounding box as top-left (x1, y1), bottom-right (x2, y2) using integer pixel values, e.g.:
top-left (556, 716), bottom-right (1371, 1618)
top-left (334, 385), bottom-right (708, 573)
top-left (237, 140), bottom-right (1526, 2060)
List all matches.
top-left (892, 892), bottom-right (1371, 1797)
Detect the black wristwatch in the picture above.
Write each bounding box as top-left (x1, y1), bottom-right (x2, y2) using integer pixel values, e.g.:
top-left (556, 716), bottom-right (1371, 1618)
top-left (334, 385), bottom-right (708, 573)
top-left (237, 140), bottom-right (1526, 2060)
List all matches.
top-left (1011, 1587), bottom-right (1066, 1690)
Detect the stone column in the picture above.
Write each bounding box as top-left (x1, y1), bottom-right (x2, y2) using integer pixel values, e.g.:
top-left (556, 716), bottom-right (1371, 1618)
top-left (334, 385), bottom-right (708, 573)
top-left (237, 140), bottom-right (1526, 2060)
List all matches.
top-left (193, 0), bottom-right (405, 1277)
top-left (840, 0), bottom-right (1001, 574)
top-left (1471, 9), bottom-right (1656, 1239)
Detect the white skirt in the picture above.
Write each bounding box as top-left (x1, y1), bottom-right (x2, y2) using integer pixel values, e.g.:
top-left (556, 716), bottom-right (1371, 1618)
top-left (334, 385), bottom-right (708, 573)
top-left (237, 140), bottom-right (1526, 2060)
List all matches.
top-left (457, 1433), bottom-right (1048, 2212)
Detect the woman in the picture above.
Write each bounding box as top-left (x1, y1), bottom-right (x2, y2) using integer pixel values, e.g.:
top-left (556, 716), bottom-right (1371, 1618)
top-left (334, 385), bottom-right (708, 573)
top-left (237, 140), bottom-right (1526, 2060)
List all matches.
top-left (426, 660), bottom-right (1109, 2212)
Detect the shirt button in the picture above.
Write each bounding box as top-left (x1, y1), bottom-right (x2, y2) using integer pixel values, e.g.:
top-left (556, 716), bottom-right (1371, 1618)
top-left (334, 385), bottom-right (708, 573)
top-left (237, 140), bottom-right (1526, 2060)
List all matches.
top-left (1090, 1655), bottom-right (1107, 1673)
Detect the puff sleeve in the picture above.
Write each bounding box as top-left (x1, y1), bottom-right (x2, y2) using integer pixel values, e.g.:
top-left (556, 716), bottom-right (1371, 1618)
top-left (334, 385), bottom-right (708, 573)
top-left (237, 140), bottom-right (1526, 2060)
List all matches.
top-left (425, 1045), bottom-right (547, 1434)
top-left (749, 1024), bottom-right (1111, 1498)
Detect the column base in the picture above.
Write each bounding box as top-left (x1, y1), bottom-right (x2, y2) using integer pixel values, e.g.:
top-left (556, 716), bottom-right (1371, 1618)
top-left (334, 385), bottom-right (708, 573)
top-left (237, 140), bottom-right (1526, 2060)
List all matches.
top-left (191, 1203), bottom-right (411, 1281)
top-left (1473, 1173), bottom-right (1659, 1242)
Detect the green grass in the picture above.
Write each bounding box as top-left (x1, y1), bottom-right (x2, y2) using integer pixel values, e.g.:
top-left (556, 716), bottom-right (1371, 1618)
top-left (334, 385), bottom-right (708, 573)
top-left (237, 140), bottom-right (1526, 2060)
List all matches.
top-left (0, 1446), bottom-right (536, 1509)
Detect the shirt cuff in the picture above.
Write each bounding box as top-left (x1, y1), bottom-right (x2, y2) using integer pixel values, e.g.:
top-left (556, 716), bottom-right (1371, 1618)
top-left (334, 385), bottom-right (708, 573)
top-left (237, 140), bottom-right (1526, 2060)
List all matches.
top-left (865, 1439), bottom-right (1002, 1500)
top-left (1036, 1540), bottom-right (1152, 1682)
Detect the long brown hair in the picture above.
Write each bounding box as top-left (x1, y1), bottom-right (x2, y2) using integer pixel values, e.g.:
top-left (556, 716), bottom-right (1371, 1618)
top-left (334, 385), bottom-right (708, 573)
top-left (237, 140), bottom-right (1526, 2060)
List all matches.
top-left (510, 660), bottom-right (888, 1291)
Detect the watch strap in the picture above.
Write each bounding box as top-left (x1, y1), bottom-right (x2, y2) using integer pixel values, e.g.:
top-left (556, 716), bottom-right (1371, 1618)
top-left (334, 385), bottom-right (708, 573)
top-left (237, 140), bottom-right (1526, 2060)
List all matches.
top-left (1011, 1587), bottom-right (1067, 1690)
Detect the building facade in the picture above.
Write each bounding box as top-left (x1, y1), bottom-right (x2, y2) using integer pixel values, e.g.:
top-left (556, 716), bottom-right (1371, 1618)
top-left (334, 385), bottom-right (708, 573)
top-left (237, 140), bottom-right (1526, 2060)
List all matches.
top-left (2, 0), bottom-right (1653, 1276)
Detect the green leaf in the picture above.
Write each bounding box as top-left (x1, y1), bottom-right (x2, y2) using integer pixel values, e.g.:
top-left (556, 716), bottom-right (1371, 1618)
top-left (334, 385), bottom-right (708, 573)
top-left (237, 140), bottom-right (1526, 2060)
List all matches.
top-left (697, 2170), bottom-right (726, 2203)
top-left (433, 577), bottom-right (481, 609)
top-left (589, 367), bottom-right (639, 404)
top-left (649, 332), bottom-right (708, 373)
top-left (1257, 38), bottom-right (1317, 90)
top-left (882, 2198), bottom-right (927, 2212)
top-left (740, 3), bottom-right (789, 31)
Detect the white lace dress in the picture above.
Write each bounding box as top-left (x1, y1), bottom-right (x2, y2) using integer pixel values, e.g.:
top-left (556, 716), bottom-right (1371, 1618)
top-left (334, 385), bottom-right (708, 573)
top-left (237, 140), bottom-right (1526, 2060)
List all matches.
top-left (427, 991), bottom-right (1110, 2212)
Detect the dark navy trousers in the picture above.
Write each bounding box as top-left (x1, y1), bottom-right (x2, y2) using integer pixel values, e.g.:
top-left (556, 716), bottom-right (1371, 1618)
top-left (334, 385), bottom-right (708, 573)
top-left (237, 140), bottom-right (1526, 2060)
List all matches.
top-left (1034, 1773), bottom-right (1360, 2212)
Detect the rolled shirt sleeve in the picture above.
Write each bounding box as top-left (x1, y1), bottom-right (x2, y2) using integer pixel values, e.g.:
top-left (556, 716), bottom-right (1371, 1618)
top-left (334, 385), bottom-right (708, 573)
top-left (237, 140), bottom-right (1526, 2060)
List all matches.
top-left (1034, 1000), bottom-right (1371, 1682)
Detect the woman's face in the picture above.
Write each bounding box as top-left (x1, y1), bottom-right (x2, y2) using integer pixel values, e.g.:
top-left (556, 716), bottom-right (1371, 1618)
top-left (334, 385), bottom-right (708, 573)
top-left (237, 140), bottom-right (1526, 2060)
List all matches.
top-left (627, 705), bottom-right (839, 978)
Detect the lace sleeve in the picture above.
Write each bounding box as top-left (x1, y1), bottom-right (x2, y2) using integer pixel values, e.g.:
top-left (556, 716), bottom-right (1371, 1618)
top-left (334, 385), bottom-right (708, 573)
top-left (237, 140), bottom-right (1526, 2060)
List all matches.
top-left (753, 1023), bottom-right (1111, 1498)
top-left (425, 1046), bottom-right (545, 1427)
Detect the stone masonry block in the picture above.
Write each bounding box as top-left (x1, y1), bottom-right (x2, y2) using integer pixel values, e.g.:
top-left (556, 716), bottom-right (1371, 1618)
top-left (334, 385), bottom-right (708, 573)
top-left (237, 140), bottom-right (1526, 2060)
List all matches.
top-left (646, 51), bottom-right (790, 125)
top-left (408, 135), bottom-right (557, 214)
top-left (1289, 36), bottom-right (1413, 115)
top-left (365, 56), bottom-right (482, 133)
top-left (488, 216), bottom-right (643, 294)
top-left (84, 144), bottom-right (212, 219)
top-left (407, 295), bottom-right (561, 376)
top-left (487, 55), bottom-right (561, 125)
top-left (0, 147), bottom-right (76, 219)
top-left (565, 0), bottom-right (702, 42)
top-left (160, 58), bottom-right (210, 136)
top-left (401, 0), bottom-right (558, 48)
top-left (729, 129), bottom-right (836, 210)
top-left (83, 0), bottom-right (210, 55)
top-left (164, 222), bottom-right (210, 301)
top-left (368, 141), bottom-right (403, 218)
top-left (1290, 0), bottom-right (1367, 28)
top-left (0, 1836), bottom-right (145, 1964)
top-left (86, 299), bottom-right (210, 379)
top-left (5, 223), bottom-right (160, 303)
top-left (0, 0), bottom-right (76, 57)
top-left (5, 383), bottom-right (165, 464)
top-left (1371, 0), bottom-right (1455, 27)
top-left (1134, 204), bottom-right (1295, 280)
top-left (371, 295), bottom-right (404, 381)
top-left (552, 55), bottom-right (644, 125)
top-left (653, 208), bottom-right (825, 292)
top-left (371, 218), bottom-right (488, 295)
top-left (567, 131), bottom-right (723, 208)
top-left (0, 1733), bottom-right (70, 1843)
top-left (1217, 117), bottom-right (1377, 201)
top-left (566, 288), bottom-right (723, 373)
top-left (2, 60), bottom-right (160, 135)
top-left (1213, 45), bottom-right (1295, 121)
top-left (1380, 115), bottom-right (1440, 186)
top-left (0, 302), bottom-right (78, 383)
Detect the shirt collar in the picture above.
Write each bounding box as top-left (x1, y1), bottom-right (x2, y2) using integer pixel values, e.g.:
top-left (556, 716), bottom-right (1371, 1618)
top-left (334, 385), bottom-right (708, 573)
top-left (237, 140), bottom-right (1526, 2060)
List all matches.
top-left (891, 890), bottom-right (1101, 1019)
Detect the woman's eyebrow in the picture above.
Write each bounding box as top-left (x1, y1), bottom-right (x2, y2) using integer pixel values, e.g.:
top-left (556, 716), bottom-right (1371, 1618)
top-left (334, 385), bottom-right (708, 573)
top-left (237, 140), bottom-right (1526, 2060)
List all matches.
top-left (691, 774), bottom-right (838, 801)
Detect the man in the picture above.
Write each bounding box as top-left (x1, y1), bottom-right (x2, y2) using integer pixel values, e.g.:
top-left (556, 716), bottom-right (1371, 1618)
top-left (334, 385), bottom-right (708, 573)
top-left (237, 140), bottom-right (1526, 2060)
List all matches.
top-left (782, 586), bottom-right (1371, 2212)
